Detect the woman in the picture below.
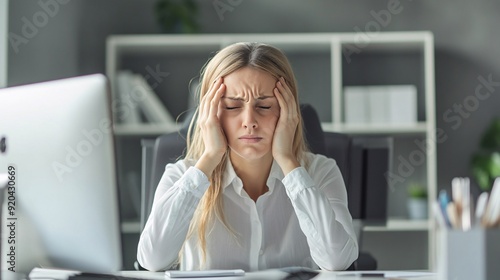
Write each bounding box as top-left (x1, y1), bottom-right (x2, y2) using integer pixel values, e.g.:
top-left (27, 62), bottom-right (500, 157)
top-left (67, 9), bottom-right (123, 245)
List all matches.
top-left (137, 42), bottom-right (358, 272)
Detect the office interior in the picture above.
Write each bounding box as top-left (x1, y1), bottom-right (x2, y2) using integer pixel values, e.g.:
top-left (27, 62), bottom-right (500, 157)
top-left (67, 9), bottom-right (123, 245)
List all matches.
top-left (2, 0), bottom-right (500, 273)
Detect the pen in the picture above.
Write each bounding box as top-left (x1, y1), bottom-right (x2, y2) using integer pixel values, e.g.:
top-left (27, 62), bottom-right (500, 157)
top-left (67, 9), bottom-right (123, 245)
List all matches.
top-left (451, 177), bottom-right (463, 229)
top-left (446, 202), bottom-right (458, 229)
top-left (475, 192), bottom-right (488, 227)
top-left (438, 190), bottom-right (452, 227)
top-left (432, 201), bottom-right (447, 229)
top-left (484, 178), bottom-right (500, 228)
top-left (461, 178), bottom-right (472, 231)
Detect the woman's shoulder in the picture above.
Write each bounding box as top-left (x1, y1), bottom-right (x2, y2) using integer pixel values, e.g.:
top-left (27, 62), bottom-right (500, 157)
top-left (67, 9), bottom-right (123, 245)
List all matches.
top-left (303, 152), bottom-right (339, 171)
top-left (303, 151), bottom-right (337, 163)
top-left (165, 158), bottom-right (197, 173)
top-left (302, 152), bottom-right (345, 188)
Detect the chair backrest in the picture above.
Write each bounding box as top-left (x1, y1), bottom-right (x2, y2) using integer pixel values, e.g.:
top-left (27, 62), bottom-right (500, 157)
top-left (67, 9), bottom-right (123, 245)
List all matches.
top-left (140, 111), bottom-right (192, 230)
top-left (299, 104), bottom-right (352, 187)
top-left (299, 104), bottom-right (355, 217)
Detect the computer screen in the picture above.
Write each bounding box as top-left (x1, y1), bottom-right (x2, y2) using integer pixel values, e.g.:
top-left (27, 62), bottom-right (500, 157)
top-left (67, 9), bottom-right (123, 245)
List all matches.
top-left (0, 74), bottom-right (122, 275)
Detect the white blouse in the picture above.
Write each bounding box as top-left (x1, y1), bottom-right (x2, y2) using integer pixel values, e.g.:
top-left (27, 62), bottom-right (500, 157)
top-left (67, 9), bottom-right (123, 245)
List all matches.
top-left (137, 152), bottom-right (358, 272)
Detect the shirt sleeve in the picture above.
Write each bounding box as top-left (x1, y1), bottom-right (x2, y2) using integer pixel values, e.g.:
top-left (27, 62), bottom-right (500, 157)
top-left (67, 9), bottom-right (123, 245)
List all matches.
top-left (137, 161), bottom-right (210, 271)
top-left (281, 154), bottom-right (359, 271)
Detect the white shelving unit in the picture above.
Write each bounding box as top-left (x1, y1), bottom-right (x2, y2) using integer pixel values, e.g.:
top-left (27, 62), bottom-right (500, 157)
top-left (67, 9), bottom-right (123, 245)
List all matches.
top-left (106, 32), bottom-right (436, 270)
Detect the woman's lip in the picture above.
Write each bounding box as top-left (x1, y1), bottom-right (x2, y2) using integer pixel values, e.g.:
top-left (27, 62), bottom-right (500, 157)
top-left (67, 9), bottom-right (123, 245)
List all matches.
top-left (239, 136), bottom-right (262, 139)
top-left (239, 136), bottom-right (262, 143)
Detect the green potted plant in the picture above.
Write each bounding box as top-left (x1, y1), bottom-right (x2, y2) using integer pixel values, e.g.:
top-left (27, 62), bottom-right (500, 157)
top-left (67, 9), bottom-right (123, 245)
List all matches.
top-left (471, 118), bottom-right (500, 192)
top-left (154, 0), bottom-right (200, 33)
top-left (407, 183), bottom-right (428, 220)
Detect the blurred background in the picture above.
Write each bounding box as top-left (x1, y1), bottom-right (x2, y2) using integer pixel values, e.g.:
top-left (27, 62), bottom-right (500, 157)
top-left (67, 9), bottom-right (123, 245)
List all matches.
top-left (3, 0), bottom-right (500, 270)
top-left (6, 0), bottom-right (500, 193)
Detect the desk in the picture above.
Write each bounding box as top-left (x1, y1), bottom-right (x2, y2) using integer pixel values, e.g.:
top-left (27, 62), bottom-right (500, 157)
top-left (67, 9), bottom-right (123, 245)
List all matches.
top-left (22, 268), bottom-right (436, 280)
top-left (119, 270), bottom-right (437, 280)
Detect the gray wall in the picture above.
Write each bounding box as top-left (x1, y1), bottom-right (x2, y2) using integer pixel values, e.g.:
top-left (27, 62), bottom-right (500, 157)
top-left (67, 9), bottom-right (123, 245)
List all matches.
top-left (8, 0), bottom-right (500, 270)
top-left (8, 0), bottom-right (500, 193)
top-left (7, 0), bottom-right (83, 85)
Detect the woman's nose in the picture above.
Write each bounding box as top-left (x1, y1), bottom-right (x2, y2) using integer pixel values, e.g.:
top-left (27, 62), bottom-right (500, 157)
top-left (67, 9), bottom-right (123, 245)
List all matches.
top-left (242, 108), bottom-right (258, 129)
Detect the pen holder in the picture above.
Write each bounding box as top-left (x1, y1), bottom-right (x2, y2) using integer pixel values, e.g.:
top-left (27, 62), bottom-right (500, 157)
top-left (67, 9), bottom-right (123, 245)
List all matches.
top-left (438, 228), bottom-right (500, 280)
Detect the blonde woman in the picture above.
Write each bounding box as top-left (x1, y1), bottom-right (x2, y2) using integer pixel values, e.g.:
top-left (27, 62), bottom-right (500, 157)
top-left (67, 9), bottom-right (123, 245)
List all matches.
top-left (137, 42), bottom-right (358, 272)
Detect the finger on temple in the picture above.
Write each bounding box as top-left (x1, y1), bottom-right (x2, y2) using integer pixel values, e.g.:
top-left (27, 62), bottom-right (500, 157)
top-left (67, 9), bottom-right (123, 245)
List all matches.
top-left (208, 83), bottom-right (225, 117)
top-left (201, 78), bottom-right (223, 116)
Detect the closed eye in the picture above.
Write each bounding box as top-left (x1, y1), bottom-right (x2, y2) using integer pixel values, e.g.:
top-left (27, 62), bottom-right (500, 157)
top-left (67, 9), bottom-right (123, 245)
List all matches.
top-left (258, 106), bottom-right (271, 109)
top-left (225, 106), bottom-right (240, 110)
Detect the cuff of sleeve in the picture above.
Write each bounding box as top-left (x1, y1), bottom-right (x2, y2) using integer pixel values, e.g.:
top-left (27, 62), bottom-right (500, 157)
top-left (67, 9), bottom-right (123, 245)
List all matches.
top-left (282, 167), bottom-right (315, 199)
top-left (178, 166), bottom-right (210, 198)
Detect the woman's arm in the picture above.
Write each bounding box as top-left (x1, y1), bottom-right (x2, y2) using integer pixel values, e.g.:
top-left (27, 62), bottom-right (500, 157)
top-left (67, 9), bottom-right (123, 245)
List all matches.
top-left (282, 154), bottom-right (359, 271)
top-left (137, 161), bottom-right (210, 271)
top-left (138, 76), bottom-right (228, 271)
top-left (271, 77), bottom-right (357, 269)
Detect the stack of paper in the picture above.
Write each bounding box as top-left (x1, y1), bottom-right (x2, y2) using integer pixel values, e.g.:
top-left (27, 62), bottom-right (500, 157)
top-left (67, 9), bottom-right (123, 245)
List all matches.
top-left (344, 85), bottom-right (417, 125)
top-left (115, 71), bottom-right (175, 125)
top-left (115, 71), bottom-right (142, 124)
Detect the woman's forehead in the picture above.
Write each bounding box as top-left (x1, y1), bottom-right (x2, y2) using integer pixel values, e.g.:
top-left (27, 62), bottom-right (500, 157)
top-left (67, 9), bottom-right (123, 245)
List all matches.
top-left (223, 68), bottom-right (276, 100)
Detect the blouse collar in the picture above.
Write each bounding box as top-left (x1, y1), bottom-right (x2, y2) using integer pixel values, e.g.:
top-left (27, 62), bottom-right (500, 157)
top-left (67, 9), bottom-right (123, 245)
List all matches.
top-left (221, 158), bottom-right (285, 197)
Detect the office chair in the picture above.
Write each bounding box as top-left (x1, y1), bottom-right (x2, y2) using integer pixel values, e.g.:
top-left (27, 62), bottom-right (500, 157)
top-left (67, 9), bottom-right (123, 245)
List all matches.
top-left (139, 110), bottom-right (193, 232)
top-left (139, 104), bottom-right (377, 270)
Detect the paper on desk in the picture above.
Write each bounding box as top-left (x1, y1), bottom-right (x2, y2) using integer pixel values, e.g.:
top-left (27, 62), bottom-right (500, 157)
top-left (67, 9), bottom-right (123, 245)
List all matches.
top-left (29, 267), bottom-right (80, 279)
top-left (119, 270), bottom-right (166, 280)
top-left (165, 269), bottom-right (245, 279)
top-left (337, 270), bottom-right (436, 278)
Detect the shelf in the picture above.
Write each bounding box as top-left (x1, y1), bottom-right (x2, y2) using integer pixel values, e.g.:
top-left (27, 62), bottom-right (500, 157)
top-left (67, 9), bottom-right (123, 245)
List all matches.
top-left (108, 35), bottom-right (222, 54)
top-left (321, 122), bottom-right (428, 135)
top-left (364, 219), bottom-right (430, 232)
top-left (113, 123), bottom-right (181, 136)
top-left (338, 31), bottom-right (432, 52)
top-left (108, 31), bottom-right (436, 270)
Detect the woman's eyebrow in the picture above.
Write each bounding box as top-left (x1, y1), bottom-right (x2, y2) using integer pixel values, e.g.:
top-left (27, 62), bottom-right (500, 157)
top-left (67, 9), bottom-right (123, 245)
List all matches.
top-left (222, 95), bottom-right (275, 101)
top-left (257, 96), bottom-right (274, 100)
top-left (223, 97), bottom-right (245, 101)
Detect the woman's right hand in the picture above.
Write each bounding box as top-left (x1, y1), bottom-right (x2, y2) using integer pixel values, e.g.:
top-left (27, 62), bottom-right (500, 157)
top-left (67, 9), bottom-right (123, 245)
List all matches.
top-left (195, 77), bottom-right (227, 177)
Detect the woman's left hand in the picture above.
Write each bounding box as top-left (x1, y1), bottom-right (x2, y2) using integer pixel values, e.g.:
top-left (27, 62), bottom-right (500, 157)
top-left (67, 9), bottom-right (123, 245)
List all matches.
top-left (273, 77), bottom-right (300, 174)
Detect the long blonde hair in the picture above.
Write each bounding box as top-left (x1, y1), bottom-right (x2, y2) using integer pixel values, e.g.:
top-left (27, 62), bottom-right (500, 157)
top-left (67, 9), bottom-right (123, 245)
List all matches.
top-left (183, 42), bottom-right (309, 267)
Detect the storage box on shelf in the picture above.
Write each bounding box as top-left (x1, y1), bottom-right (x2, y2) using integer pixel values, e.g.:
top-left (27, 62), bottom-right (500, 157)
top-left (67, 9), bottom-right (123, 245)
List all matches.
top-left (106, 32), bottom-right (436, 270)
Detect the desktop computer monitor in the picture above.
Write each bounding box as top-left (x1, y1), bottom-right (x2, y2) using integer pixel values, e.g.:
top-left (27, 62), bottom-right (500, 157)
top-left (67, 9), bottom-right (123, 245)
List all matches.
top-left (0, 74), bottom-right (122, 275)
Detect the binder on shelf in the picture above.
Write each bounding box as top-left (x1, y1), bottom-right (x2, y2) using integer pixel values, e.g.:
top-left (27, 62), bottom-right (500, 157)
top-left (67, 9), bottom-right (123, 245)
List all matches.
top-left (115, 71), bottom-right (175, 125)
top-left (132, 75), bottom-right (175, 124)
top-left (387, 85), bottom-right (417, 124)
top-left (352, 137), bottom-right (392, 225)
top-left (348, 144), bottom-right (364, 219)
top-left (363, 144), bottom-right (389, 222)
top-left (344, 86), bottom-right (369, 124)
top-left (115, 71), bottom-right (142, 124)
top-left (368, 86), bottom-right (389, 124)
top-left (344, 85), bottom-right (417, 125)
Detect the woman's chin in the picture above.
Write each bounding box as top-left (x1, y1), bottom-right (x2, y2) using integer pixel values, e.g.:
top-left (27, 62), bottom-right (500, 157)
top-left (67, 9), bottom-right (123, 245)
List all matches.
top-left (229, 147), bottom-right (272, 162)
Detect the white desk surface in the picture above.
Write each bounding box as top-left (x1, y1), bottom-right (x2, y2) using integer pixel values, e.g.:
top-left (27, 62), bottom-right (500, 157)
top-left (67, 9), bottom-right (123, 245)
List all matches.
top-left (119, 270), bottom-right (437, 280)
top-left (20, 268), bottom-right (437, 280)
